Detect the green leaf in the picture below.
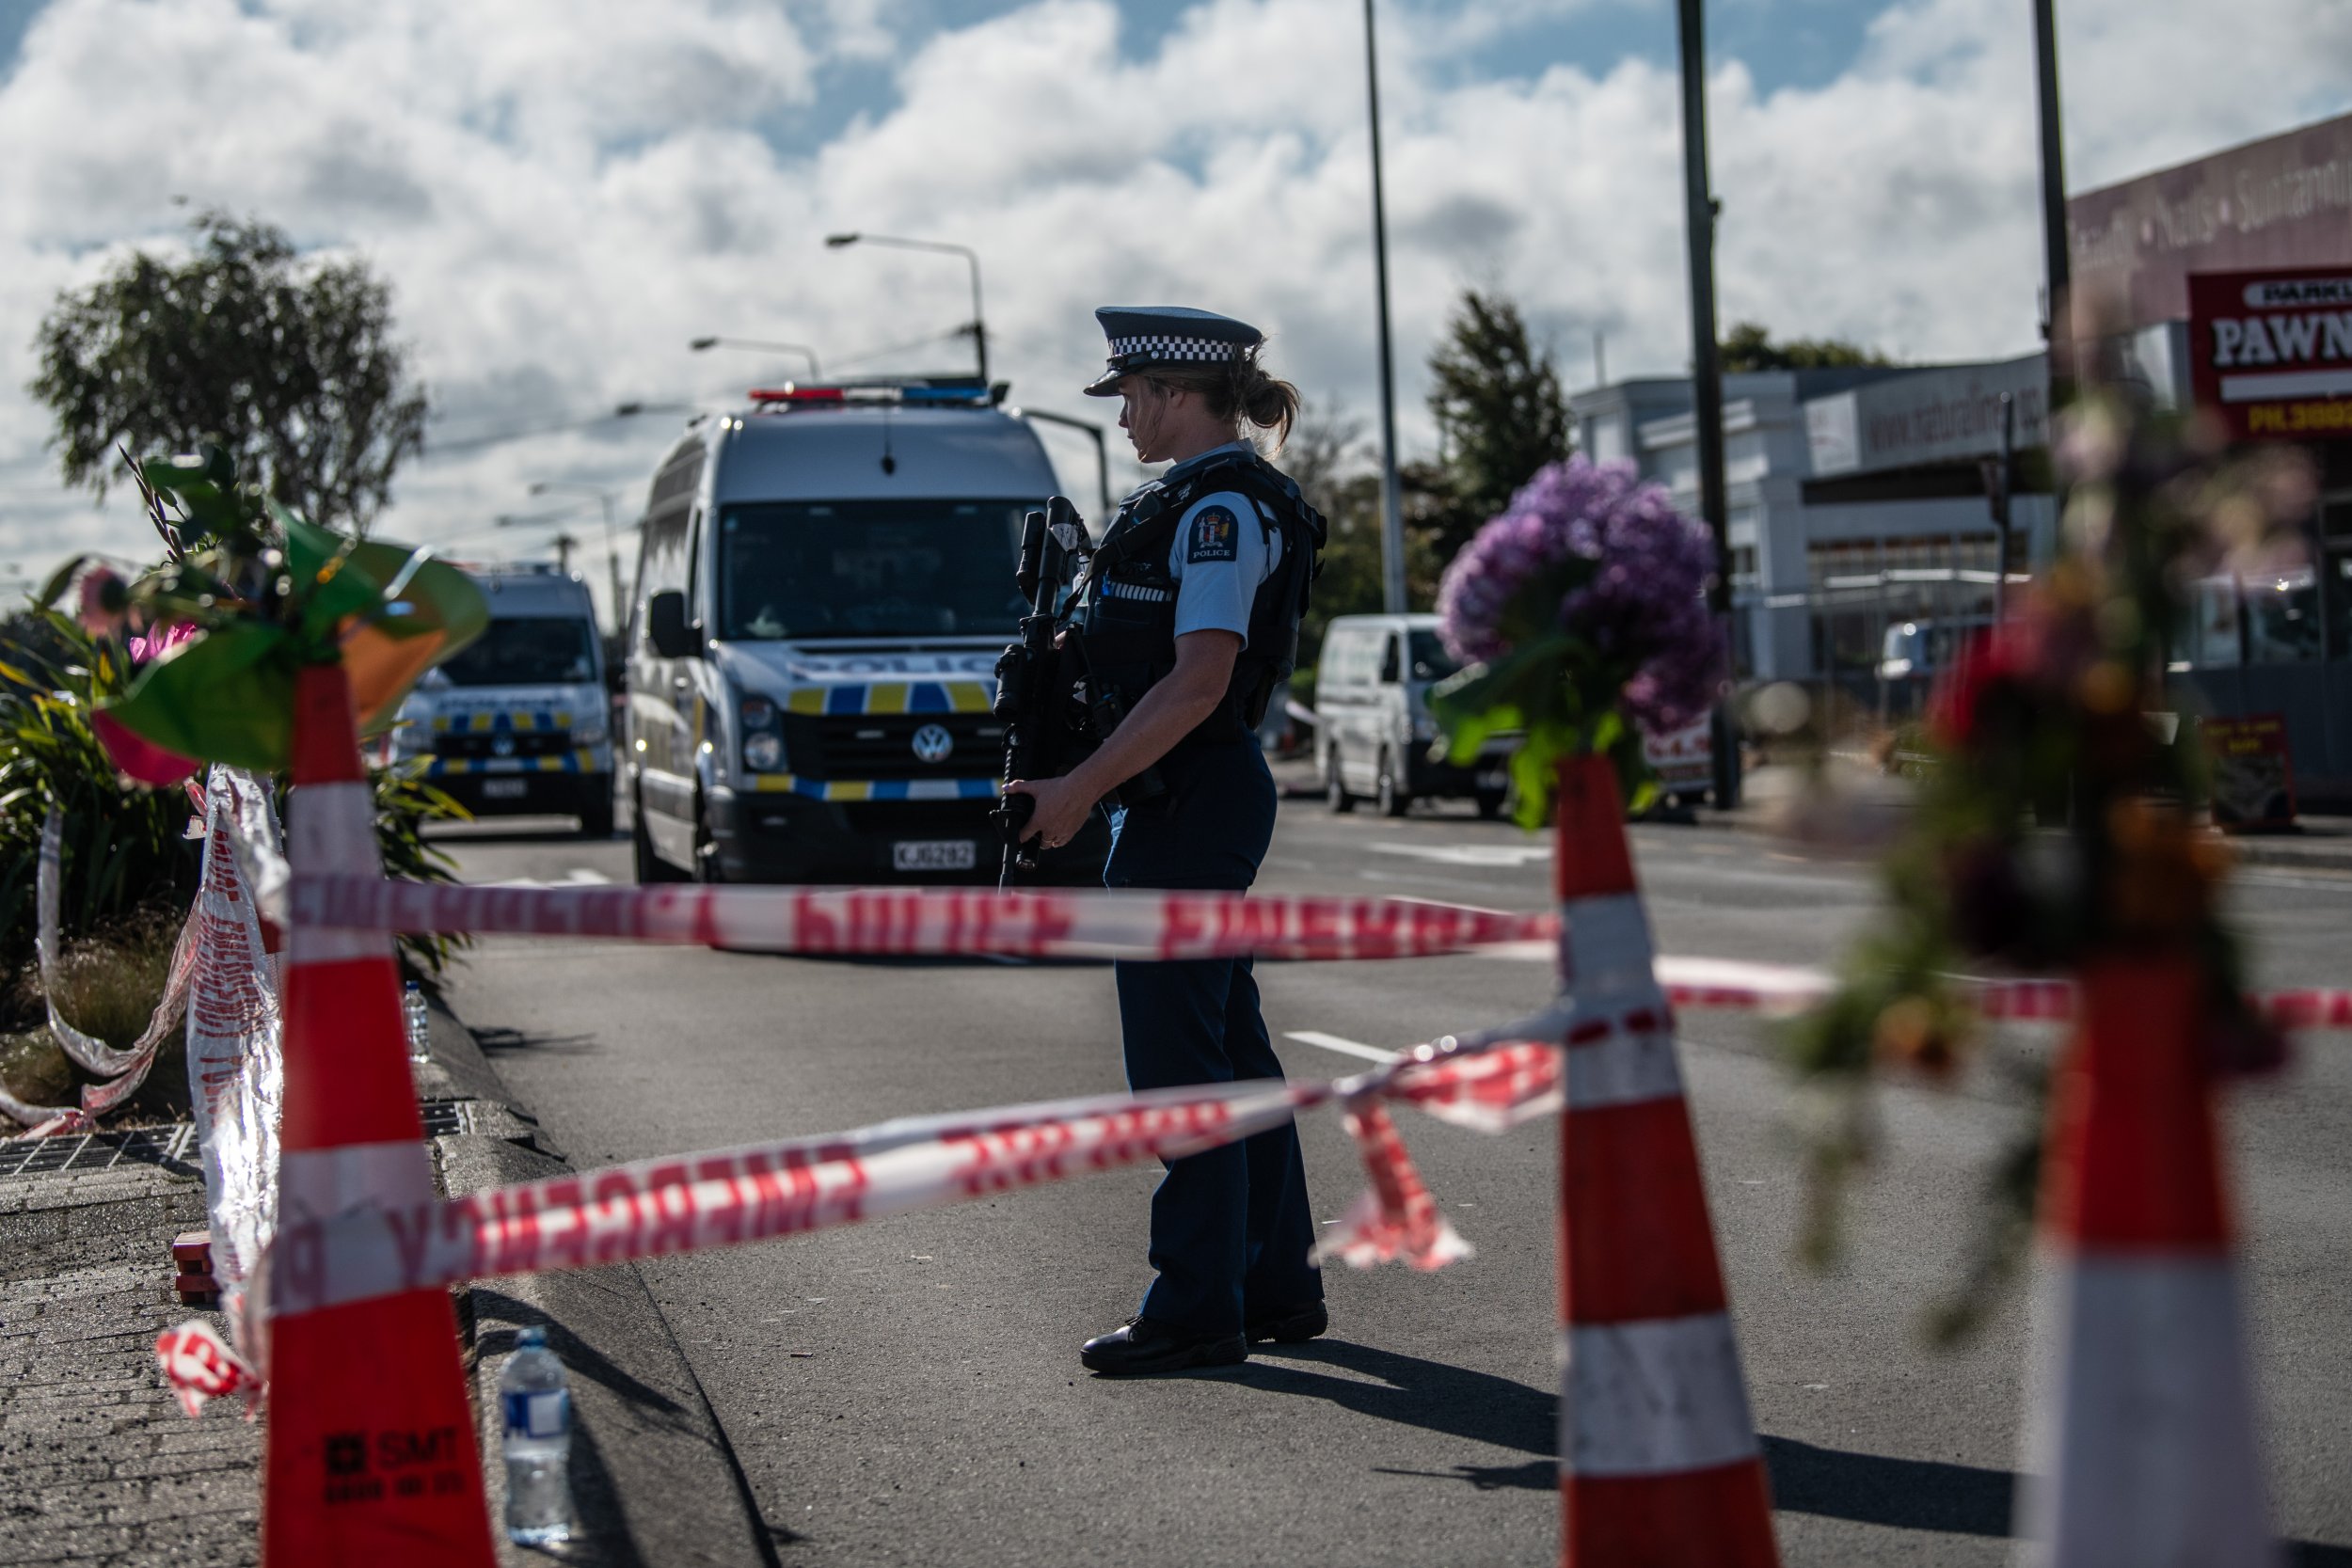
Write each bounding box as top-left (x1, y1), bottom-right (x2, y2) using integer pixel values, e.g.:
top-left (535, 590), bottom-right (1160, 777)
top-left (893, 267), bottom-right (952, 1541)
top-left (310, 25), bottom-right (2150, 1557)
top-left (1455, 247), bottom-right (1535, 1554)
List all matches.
top-left (94, 623), bottom-right (297, 771)
top-left (34, 555), bottom-right (89, 610)
top-left (345, 541), bottom-right (489, 651)
top-left (142, 451), bottom-right (245, 544)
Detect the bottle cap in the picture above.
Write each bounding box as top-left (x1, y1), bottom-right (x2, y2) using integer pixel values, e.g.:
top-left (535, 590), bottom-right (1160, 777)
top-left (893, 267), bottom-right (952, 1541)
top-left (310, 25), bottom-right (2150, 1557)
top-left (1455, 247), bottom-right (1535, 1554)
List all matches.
top-left (516, 1326), bottom-right (547, 1349)
top-left (405, 979), bottom-right (422, 993)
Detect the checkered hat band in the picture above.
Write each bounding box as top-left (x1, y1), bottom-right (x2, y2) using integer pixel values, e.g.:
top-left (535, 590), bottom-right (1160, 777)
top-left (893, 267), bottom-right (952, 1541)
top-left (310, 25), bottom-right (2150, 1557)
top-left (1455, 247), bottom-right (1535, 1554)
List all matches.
top-left (1109, 334), bottom-right (1245, 363)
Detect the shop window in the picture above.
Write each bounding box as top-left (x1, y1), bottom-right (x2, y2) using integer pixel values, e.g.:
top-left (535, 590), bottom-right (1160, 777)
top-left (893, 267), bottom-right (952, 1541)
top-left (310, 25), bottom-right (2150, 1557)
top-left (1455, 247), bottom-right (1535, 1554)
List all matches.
top-left (2244, 566), bottom-right (2321, 664)
top-left (2328, 544), bottom-right (2352, 663)
top-left (2187, 578), bottom-right (2242, 668)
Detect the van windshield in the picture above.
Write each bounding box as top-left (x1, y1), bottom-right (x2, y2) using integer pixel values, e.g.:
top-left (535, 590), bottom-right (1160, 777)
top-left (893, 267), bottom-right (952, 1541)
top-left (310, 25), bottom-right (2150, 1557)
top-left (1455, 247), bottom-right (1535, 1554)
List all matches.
top-left (1408, 629), bottom-right (1457, 682)
top-left (439, 617), bottom-right (596, 687)
top-left (718, 500), bottom-right (1028, 641)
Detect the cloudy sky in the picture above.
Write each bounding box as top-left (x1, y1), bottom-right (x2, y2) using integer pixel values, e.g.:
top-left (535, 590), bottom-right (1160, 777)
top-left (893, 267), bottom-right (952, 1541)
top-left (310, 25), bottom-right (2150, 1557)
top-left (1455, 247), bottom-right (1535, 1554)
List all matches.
top-left (2, 0), bottom-right (2345, 619)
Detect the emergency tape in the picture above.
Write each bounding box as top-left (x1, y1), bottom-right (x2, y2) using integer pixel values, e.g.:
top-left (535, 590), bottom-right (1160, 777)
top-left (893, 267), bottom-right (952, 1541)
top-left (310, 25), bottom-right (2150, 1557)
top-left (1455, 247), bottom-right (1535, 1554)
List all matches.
top-left (156, 1036), bottom-right (1563, 1412)
top-left (289, 876), bottom-right (1557, 962)
top-left (270, 877), bottom-right (2352, 1025)
top-left (1646, 956), bottom-right (2352, 1031)
top-left (6, 809), bottom-right (202, 1132)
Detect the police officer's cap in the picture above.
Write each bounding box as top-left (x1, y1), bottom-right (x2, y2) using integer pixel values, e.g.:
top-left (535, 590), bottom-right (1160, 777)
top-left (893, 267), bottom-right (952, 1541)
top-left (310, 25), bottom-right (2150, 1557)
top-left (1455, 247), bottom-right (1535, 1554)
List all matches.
top-left (1084, 306), bottom-right (1263, 397)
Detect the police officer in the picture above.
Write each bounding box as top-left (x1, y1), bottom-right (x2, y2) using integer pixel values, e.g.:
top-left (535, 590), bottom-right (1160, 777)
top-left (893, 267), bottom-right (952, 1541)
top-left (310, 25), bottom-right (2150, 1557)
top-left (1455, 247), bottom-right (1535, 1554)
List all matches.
top-left (1006, 307), bottom-right (1328, 1376)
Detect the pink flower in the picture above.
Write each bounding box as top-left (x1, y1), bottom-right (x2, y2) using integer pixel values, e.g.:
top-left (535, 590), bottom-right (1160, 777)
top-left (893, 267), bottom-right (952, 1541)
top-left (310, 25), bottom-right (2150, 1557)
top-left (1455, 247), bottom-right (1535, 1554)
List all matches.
top-left (93, 617), bottom-right (202, 788)
top-left (128, 620), bottom-right (198, 663)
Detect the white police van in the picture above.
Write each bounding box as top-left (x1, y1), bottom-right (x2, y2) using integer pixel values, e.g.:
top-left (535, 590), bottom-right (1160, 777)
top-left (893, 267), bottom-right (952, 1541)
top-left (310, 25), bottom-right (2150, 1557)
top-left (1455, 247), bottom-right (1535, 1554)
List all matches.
top-left (626, 377), bottom-right (1107, 883)
top-left (388, 563), bottom-right (615, 837)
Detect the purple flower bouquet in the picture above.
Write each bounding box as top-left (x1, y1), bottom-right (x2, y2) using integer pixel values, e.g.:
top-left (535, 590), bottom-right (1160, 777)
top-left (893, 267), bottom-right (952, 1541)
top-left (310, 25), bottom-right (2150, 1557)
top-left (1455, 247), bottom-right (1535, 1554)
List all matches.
top-left (1430, 457), bottom-right (1723, 825)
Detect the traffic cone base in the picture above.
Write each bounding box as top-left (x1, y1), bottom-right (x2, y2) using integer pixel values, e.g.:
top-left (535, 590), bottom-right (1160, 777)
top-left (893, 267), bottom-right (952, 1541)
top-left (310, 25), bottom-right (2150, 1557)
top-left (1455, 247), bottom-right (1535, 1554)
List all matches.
top-left (1565, 1462), bottom-right (1779, 1568)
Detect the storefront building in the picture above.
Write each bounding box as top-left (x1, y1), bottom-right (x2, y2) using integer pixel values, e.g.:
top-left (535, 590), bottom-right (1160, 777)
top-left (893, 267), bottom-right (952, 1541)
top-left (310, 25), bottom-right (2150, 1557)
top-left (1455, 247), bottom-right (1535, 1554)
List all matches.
top-left (1571, 109), bottom-right (2349, 794)
top-left (2074, 109), bottom-right (2352, 800)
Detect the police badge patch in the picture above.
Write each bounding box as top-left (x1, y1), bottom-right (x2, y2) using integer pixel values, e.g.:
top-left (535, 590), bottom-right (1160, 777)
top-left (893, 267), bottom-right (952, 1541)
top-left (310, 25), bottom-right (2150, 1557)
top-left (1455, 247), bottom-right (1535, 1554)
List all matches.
top-left (1186, 505), bottom-right (1239, 563)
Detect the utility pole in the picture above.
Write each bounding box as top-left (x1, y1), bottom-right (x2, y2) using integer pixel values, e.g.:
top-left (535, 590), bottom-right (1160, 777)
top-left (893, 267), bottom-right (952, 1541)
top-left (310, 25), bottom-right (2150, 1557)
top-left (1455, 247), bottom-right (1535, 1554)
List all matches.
top-left (2031, 0), bottom-right (2074, 414)
top-left (550, 531), bottom-right (578, 576)
top-left (1362, 0), bottom-right (1407, 614)
top-left (1677, 0), bottom-right (1740, 809)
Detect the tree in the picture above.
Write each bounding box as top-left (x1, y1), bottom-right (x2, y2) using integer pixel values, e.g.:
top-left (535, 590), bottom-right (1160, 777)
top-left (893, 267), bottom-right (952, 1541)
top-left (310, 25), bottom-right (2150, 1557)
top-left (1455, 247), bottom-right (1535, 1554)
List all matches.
top-left (1718, 320), bottom-right (1891, 373)
top-left (29, 212), bottom-right (428, 533)
top-left (1422, 289), bottom-right (1570, 567)
top-left (1286, 403), bottom-right (1384, 670)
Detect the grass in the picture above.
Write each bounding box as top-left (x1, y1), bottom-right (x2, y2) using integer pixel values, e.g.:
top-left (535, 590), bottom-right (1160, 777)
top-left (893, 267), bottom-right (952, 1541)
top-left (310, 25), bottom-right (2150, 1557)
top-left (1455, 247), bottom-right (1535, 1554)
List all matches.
top-left (0, 1029), bottom-right (73, 1108)
top-left (7, 906), bottom-right (185, 1050)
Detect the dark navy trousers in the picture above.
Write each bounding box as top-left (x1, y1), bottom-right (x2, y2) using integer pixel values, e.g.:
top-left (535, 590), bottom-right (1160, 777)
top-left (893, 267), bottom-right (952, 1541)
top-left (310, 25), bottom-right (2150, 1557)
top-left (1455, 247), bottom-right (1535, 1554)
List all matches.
top-left (1103, 738), bottom-right (1322, 1337)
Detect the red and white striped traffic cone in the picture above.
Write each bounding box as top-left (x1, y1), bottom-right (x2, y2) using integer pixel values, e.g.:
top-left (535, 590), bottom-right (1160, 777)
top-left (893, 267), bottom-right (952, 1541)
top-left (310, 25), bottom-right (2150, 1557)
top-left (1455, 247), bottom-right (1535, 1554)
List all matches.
top-left (262, 665), bottom-right (495, 1564)
top-left (2016, 958), bottom-right (2274, 1567)
top-left (1551, 754), bottom-right (1779, 1567)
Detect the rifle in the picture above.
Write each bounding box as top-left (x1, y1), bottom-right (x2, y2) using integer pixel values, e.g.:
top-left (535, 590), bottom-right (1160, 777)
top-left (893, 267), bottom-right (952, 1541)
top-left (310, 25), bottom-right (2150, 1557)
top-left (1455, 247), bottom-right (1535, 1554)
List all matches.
top-left (989, 496), bottom-right (1161, 887)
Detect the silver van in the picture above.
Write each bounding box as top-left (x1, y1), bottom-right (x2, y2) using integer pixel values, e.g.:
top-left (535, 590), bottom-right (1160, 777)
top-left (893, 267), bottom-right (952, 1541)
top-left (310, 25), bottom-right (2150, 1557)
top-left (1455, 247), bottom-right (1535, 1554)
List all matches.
top-left (1314, 612), bottom-right (1512, 817)
top-left (624, 379), bottom-right (1109, 884)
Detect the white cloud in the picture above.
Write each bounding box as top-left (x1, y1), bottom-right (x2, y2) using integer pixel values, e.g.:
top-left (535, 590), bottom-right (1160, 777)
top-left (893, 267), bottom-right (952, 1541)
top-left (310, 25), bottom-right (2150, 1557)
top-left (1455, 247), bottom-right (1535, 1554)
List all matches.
top-left (0, 0), bottom-right (2344, 620)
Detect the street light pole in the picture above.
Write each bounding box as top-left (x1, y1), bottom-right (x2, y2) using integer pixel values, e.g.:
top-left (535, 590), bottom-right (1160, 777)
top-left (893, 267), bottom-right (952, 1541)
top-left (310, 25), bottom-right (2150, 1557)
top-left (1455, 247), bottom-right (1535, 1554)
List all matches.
top-left (690, 337), bottom-right (822, 379)
top-left (1676, 0), bottom-right (1740, 810)
top-left (1361, 0), bottom-right (1406, 615)
top-left (2031, 0), bottom-right (2074, 415)
top-left (528, 482), bottom-right (628, 633)
top-left (825, 233), bottom-right (988, 386)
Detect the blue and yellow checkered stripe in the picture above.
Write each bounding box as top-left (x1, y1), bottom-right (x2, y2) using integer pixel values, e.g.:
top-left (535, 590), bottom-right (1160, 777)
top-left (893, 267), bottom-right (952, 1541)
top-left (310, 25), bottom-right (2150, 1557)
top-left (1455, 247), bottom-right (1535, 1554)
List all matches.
top-left (429, 748), bottom-right (603, 777)
top-left (746, 775), bottom-right (997, 801)
top-left (782, 681), bottom-right (992, 718)
top-left (432, 709), bottom-right (575, 733)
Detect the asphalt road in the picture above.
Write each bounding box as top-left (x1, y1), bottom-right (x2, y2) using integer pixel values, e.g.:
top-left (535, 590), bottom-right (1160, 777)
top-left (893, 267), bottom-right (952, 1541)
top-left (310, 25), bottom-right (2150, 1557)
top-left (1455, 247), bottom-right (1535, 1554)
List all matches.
top-left (431, 797), bottom-right (2352, 1567)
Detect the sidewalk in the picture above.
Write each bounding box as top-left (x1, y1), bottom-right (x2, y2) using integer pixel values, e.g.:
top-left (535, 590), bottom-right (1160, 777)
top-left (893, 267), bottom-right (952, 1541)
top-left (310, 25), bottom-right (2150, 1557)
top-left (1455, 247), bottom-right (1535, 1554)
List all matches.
top-left (0, 999), bottom-right (775, 1568)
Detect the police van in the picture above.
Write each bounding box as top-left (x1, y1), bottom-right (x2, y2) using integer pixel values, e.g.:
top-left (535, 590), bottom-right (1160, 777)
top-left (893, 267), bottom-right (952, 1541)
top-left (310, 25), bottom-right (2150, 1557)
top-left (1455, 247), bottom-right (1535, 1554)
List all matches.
top-left (625, 378), bottom-right (1108, 884)
top-left (388, 563), bottom-right (615, 837)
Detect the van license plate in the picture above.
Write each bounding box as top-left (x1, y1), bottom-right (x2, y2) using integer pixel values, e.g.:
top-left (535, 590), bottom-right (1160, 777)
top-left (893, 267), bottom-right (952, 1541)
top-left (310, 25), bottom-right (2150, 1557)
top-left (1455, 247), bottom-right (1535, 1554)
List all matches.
top-left (893, 840), bottom-right (976, 872)
top-left (482, 779), bottom-right (528, 800)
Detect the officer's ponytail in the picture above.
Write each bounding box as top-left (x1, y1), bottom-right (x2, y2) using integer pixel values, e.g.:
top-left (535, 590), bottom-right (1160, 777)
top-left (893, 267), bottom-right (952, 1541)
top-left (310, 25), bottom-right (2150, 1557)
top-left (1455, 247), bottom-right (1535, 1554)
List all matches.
top-left (1144, 349), bottom-right (1301, 453)
top-left (1231, 354), bottom-right (1301, 451)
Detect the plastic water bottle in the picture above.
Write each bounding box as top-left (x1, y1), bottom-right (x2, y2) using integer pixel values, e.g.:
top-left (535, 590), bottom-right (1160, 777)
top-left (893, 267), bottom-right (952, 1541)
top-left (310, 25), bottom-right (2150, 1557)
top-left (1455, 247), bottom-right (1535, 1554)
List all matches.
top-left (402, 981), bottom-right (430, 1063)
top-left (500, 1326), bottom-right (574, 1545)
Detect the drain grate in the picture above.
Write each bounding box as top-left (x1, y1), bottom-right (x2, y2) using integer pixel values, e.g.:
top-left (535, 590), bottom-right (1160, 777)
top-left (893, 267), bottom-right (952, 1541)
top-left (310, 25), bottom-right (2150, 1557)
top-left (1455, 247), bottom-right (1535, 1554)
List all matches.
top-left (419, 1101), bottom-right (471, 1139)
top-left (0, 1123), bottom-right (199, 1180)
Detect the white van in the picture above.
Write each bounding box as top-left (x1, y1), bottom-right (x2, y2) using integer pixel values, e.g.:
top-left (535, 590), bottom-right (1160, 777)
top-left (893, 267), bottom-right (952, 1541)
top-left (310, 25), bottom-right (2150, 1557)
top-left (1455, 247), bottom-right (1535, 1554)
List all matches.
top-left (1315, 613), bottom-right (1513, 817)
top-left (389, 563), bottom-right (614, 837)
top-left (625, 379), bottom-right (1108, 883)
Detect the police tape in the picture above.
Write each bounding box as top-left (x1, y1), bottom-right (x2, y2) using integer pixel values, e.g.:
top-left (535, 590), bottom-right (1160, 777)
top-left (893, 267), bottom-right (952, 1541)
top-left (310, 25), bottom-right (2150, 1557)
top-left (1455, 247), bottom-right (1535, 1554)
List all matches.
top-left (1646, 956), bottom-right (2352, 1030)
top-left (155, 1036), bottom-right (1563, 1411)
top-left (290, 875), bottom-right (1557, 961)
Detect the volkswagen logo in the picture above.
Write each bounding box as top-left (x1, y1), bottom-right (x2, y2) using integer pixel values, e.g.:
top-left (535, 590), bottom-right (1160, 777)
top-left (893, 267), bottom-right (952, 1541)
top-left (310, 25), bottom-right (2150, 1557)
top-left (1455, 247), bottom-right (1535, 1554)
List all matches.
top-left (491, 735), bottom-right (516, 758)
top-left (910, 723), bottom-right (955, 765)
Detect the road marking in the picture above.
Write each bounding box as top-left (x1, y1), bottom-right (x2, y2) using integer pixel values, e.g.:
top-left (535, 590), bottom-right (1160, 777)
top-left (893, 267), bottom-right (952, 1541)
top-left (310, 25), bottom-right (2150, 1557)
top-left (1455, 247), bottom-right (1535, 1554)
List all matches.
top-left (1369, 842), bottom-right (1554, 868)
top-left (1283, 1030), bottom-right (1401, 1064)
top-left (474, 868), bottom-right (615, 889)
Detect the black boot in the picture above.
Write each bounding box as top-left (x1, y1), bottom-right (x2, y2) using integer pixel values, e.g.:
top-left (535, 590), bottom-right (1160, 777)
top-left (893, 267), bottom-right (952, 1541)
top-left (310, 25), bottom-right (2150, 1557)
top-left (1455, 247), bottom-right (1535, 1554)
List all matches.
top-left (1245, 1302), bottom-right (1327, 1344)
top-left (1080, 1318), bottom-right (1248, 1375)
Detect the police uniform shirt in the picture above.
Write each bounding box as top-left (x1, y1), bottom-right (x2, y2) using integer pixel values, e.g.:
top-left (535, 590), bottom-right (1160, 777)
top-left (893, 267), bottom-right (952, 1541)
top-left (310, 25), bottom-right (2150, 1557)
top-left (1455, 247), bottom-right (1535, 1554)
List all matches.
top-left (1164, 441), bottom-right (1281, 645)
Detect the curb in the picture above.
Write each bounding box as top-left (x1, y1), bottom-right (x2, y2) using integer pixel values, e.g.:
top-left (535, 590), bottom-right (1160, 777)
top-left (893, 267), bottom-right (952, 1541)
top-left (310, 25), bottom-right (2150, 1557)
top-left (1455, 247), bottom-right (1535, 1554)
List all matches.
top-left (419, 998), bottom-right (779, 1568)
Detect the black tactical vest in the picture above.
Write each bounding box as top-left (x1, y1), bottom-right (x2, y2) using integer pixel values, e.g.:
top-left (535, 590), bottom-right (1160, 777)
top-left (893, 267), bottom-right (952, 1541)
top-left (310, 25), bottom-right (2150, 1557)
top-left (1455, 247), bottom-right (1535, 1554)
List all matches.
top-left (1073, 448), bottom-right (1327, 753)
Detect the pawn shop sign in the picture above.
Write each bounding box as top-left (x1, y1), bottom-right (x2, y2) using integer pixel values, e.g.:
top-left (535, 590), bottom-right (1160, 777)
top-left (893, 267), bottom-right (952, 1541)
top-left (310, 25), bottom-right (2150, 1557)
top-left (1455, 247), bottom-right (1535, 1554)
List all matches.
top-left (2190, 267), bottom-right (2352, 442)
